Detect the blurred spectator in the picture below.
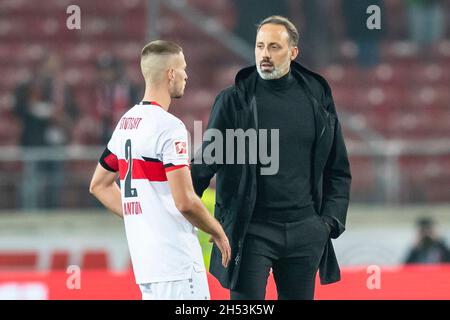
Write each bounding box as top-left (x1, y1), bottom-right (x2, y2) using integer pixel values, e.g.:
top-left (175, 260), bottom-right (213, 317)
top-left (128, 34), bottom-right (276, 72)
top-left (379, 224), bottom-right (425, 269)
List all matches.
top-left (342, 0), bottom-right (384, 68)
top-left (14, 53), bottom-right (78, 147)
top-left (406, 0), bottom-right (446, 51)
top-left (404, 217), bottom-right (450, 264)
top-left (301, 0), bottom-right (335, 68)
top-left (13, 52), bottom-right (79, 208)
top-left (93, 54), bottom-right (139, 144)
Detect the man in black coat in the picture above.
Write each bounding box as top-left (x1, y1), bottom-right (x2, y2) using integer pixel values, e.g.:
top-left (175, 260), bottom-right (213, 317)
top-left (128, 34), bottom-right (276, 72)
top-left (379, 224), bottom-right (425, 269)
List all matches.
top-left (191, 15), bottom-right (351, 300)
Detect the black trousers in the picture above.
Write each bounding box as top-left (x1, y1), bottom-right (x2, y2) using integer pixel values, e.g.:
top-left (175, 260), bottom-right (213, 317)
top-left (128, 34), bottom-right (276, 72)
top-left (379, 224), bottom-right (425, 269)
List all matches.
top-left (231, 210), bottom-right (329, 300)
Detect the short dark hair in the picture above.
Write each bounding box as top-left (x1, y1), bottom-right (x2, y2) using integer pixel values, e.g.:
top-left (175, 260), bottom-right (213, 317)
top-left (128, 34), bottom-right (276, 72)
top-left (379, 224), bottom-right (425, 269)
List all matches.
top-left (256, 15), bottom-right (299, 47)
top-left (141, 40), bottom-right (183, 58)
top-left (417, 217), bottom-right (434, 228)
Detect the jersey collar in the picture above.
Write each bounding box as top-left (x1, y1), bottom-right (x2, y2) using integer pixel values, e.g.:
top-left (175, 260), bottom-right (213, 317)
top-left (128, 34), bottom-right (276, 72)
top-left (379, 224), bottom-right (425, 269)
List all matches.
top-left (140, 101), bottom-right (163, 108)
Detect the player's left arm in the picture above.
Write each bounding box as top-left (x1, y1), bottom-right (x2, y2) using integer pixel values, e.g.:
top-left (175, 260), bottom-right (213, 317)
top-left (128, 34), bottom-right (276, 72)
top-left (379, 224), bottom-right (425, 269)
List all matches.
top-left (89, 163), bottom-right (123, 218)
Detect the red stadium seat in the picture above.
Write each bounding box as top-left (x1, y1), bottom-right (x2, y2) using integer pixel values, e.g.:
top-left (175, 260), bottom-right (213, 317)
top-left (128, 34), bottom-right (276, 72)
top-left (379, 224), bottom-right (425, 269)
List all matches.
top-left (50, 251), bottom-right (70, 270)
top-left (0, 252), bottom-right (38, 270)
top-left (81, 250), bottom-right (109, 269)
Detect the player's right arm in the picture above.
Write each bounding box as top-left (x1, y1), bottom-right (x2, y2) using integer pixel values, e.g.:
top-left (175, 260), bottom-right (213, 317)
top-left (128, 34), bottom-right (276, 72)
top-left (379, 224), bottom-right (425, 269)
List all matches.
top-left (89, 163), bottom-right (123, 218)
top-left (166, 166), bottom-right (231, 268)
top-left (90, 147), bottom-right (123, 219)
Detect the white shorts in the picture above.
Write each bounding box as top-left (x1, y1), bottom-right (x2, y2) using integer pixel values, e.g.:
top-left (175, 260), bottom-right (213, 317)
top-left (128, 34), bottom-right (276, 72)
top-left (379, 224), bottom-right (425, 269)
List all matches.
top-left (139, 264), bottom-right (210, 300)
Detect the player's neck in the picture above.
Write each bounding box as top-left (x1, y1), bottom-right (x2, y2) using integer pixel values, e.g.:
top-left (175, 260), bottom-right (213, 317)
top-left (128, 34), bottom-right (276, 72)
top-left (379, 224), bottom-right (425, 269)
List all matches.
top-left (142, 88), bottom-right (171, 111)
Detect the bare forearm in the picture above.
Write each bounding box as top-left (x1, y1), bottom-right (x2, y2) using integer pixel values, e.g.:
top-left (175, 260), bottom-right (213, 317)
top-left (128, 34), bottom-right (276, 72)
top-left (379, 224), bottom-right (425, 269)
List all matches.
top-left (181, 197), bottom-right (223, 237)
top-left (92, 183), bottom-right (123, 218)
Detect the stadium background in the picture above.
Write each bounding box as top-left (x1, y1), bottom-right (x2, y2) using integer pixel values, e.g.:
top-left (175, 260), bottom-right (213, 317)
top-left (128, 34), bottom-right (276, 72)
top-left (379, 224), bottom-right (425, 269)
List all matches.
top-left (0, 0), bottom-right (449, 299)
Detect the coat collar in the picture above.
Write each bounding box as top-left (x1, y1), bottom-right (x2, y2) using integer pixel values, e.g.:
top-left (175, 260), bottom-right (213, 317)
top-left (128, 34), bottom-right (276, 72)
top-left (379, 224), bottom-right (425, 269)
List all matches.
top-left (233, 61), bottom-right (332, 140)
top-left (234, 61), bottom-right (331, 110)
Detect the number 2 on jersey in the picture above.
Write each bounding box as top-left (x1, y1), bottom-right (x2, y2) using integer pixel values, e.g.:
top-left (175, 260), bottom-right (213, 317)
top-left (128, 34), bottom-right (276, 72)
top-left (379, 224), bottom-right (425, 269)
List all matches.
top-left (124, 139), bottom-right (138, 198)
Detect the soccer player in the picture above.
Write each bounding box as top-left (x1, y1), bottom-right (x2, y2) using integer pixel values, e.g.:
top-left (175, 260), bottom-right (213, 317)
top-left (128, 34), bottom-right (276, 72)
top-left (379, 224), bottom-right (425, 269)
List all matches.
top-left (89, 40), bottom-right (231, 300)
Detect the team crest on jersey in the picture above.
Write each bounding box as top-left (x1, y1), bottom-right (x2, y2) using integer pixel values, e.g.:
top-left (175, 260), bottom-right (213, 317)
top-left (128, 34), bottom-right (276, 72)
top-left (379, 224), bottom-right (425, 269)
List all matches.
top-left (174, 141), bottom-right (187, 156)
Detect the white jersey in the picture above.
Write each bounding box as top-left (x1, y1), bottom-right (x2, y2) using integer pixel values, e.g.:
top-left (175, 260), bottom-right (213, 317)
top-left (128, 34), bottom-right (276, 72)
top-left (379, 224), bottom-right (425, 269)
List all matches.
top-left (99, 101), bottom-right (205, 284)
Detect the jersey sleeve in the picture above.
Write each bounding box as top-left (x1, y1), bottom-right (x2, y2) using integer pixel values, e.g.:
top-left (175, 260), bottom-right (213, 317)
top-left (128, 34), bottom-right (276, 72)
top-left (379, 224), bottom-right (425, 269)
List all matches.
top-left (99, 147), bottom-right (119, 172)
top-left (158, 121), bottom-right (190, 173)
top-left (99, 134), bottom-right (119, 172)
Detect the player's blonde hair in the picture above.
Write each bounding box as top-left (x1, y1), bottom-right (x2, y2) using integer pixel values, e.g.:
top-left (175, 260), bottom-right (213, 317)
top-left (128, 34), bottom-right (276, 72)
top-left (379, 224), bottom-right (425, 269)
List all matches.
top-left (140, 40), bottom-right (183, 85)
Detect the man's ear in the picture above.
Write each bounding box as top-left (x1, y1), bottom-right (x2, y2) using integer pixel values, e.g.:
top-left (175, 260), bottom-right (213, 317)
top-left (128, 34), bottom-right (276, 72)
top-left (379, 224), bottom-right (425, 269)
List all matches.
top-left (168, 68), bottom-right (175, 81)
top-left (290, 46), bottom-right (299, 60)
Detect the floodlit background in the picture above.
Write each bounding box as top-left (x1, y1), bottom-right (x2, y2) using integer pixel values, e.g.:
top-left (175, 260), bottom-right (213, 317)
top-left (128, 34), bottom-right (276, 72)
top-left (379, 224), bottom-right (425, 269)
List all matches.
top-left (0, 0), bottom-right (449, 299)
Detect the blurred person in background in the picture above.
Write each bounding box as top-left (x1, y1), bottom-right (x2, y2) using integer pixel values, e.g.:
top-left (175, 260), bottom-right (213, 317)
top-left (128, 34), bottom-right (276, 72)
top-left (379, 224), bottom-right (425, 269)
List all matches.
top-left (406, 0), bottom-right (446, 56)
top-left (405, 217), bottom-right (450, 264)
top-left (94, 54), bottom-right (139, 144)
top-left (300, 0), bottom-right (335, 68)
top-left (14, 52), bottom-right (78, 208)
top-left (341, 0), bottom-right (384, 68)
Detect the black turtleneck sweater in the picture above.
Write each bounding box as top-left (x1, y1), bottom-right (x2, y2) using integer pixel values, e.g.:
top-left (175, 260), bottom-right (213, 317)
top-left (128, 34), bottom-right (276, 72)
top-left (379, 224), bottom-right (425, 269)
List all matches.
top-left (253, 71), bottom-right (316, 221)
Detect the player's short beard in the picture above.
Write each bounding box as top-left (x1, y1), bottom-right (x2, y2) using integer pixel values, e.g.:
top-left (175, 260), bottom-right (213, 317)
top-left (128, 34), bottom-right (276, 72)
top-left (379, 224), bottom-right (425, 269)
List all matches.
top-left (256, 58), bottom-right (291, 80)
top-left (170, 83), bottom-right (184, 99)
top-left (171, 91), bottom-right (183, 99)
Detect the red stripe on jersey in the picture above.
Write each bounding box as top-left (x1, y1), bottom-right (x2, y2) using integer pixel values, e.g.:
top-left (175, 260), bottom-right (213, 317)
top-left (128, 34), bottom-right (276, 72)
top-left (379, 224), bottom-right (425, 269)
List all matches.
top-left (104, 153), bottom-right (119, 171)
top-left (149, 101), bottom-right (162, 108)
top-left (118, 159), bottom-right (167, 181)
top-left (164, 164), bottom-right (189, 173)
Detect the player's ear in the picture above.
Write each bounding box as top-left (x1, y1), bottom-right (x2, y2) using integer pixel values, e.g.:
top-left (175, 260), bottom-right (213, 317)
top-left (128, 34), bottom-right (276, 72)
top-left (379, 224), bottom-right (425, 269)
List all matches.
top-left (167, 68), bottom-right (175, 82)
